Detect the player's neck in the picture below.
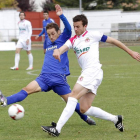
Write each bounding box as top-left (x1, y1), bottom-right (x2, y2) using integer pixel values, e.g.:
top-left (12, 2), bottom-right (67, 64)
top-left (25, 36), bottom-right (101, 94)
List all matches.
top-left (45, 17), bottom-right (49, 20)
top-left (20, 19), bottom-right (25, 21)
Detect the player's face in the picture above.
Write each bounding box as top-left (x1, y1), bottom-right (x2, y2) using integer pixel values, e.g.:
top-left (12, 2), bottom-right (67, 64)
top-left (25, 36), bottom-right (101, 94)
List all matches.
top-left (73, 21), bottom-right (87, 36)
top-left (47, 28), bottom-right (60, 42)
top-left (19, 13), bottom-right (25, 20)
top-left (43, 13), bottom-right (49, 20)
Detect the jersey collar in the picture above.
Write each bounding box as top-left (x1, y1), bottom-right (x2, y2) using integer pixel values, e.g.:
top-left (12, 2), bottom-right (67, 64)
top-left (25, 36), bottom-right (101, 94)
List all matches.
top-left (77, 30), bottom-right (88, 38)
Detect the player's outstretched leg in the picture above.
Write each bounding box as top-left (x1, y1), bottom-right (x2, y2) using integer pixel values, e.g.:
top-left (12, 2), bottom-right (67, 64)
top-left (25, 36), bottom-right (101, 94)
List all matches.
top-left (84, 106), bottom-right (124, 132)
top-left (0, 90), bottom-right (28, 107)
top-left (75, 103), bottom-right (96, 125)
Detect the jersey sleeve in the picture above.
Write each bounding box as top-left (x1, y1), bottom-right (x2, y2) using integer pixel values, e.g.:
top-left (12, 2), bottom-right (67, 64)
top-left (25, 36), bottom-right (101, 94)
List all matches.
top-left (39, 21), bottom-right (45, 37)
top-left (27, 21), bottom-right (32, 39)
top-left (50, 18), bottom-right (55, 23)
top-left (39, 28), bottom-right (45, 37)
top-left (64, 39), bottom-right (72, 49)
top-left (59, 14), bottom-right (72, 41)
top-left (91, 31), bottom-right (107, 42)
top-left (59, 14), bottom-right (71, 33)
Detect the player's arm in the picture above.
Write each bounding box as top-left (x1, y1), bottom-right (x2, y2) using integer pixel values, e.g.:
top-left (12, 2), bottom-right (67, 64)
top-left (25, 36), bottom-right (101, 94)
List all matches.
top-left (106, 37), bottom-right (140, 61)
top-left (55, 4), bottom-right (71, 32)
top-left (26, 21), bottom-right (32, 45)
top-left (53, 45), bottom-right (69, 62)
top-left (35, 22), bottom-right (45, 39)
top-left (38, 27), bottom-right (45, 37)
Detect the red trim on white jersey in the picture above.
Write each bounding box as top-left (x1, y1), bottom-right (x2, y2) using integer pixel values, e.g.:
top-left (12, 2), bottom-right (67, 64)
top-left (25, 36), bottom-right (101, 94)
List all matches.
top-left (18, 19), bottom-right (25, 24)
top-left (69, 35), bottom-right (77, 46)
top-left (82, 30), bottom-right (88, 37)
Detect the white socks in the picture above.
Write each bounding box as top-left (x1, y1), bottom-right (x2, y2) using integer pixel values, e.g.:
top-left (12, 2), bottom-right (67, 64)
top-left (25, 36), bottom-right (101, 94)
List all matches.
top-left (14, 53), bottom-right (33, 68)
top-left (15, 53), bottom-right (20, 68)
top-left (56, 97), bottom-right (78, 133)
top-left (28, 53), bottom-right (33, 68)
top-left (84, 106), bottom-right (118, 124)
top-left (56, 98), bottom-right (118, 133)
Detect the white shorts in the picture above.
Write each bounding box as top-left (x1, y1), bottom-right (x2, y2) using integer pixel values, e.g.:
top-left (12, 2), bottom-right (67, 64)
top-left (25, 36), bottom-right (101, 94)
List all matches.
top-left (76, 68), bottom-right (103, 95)
top-left (16, 39), bottom-right (31, 51)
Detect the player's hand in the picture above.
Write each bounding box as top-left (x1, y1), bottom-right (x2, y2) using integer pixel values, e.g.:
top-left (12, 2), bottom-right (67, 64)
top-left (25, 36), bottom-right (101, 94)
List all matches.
top-left (35, 35), bottom-right (39, 40)
top-left (130, 51), bottom-right (140, 61)
top-left (53, 49), bottom-right (61, 62)
top-left (55, 4), bottom-right (63, 16)
top-left (26, 39), bottom-right (29, 45)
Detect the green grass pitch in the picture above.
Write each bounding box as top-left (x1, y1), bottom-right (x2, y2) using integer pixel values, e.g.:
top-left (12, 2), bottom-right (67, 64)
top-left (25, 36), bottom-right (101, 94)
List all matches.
top-left (0, 46), bottom-right (140, 140)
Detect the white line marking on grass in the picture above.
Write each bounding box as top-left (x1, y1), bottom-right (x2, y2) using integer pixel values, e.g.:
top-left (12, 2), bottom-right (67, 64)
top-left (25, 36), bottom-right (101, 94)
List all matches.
top-left (103, 64), bottom-right (139, 67)
top-left (26, 70), bottom-right (138, 79)
top-left (27, 70), bottom-right (40, 76)
top-left (0, 78), bottom-right (32, 81)
top-left (26, 70), bottom-right (79, 77)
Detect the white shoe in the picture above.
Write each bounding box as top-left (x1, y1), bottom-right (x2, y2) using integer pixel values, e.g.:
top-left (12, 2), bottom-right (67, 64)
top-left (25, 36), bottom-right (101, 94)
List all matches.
top-left (26, 67), bottom-right (33, 70)
top-left (10, 66), bottom-right (19, 70)
top-left (0, 90), bottom-right (7, 107)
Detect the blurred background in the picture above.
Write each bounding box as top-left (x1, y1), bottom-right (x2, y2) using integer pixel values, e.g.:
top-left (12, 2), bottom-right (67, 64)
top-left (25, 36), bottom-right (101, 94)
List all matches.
top-left (1, 0), bottom-right (140, 50)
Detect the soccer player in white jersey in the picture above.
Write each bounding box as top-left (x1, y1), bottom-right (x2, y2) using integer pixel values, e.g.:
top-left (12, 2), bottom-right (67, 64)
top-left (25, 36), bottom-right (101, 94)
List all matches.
top-left (10, 12), bottom-right (33, 70)
top-left (42, 14), bottom-right (140, 137)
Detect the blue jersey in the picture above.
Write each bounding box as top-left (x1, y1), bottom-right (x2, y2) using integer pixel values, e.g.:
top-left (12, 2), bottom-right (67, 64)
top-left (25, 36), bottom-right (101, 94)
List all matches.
top-left (41, 14), bottom-right (71, 76)
top-left (39, 18), bottom-right (54, 38)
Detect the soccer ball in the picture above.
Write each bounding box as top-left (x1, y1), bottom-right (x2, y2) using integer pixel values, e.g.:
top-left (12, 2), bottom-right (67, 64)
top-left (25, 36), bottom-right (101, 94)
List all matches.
top-left (8, 104), bottom-right (25, 120)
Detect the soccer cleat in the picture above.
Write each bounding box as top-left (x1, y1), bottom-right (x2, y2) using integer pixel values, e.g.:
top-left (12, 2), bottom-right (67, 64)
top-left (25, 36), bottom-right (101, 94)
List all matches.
top-left (10, 66), bottom-right (19, 70)
top-left (41, 122), bottom-right (60, 137)
top-left (115, 115), bottom-right (124, 132)
top-left (51, 121), bottom-right (57, 127)
top-left (26, 67), bottom-right (33, 70)
top-left (0, 90), bottom-right (7, 107)
top-left (86, 116), bottom-right (96, 125)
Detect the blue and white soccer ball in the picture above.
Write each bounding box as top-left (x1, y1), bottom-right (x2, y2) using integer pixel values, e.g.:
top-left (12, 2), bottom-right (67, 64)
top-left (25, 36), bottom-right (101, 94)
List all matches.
top-left (8, 104), bottom-right (25, 120)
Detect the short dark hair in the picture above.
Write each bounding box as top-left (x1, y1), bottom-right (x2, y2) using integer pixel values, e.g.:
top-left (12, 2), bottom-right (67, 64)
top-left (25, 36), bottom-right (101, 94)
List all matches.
top-left (73, 14), bottom-right (88, 26)
top-left (46, 23), bottom-right (59, 32)
top-left (44, 11), bottom-right (49, 14)
top-left (19, 11), bottom-right (26, 16)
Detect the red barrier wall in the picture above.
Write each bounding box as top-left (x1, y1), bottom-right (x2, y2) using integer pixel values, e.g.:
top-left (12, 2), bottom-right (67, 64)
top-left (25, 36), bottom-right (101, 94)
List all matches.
top-left (25, 11), bottom-right (60, 41)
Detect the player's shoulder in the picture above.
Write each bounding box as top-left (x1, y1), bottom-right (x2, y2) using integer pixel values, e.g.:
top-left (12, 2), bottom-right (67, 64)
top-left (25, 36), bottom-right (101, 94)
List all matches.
top-left (18, 21), bottom-right (21, 24)
top-left (88, 30), bottom-right (103, 38)
top-left (25, 19), bottom-right (31, 24)
top-left (50, 18), bottom-right (54, 22)
top-left (88, 30), bottom-right (101, 35)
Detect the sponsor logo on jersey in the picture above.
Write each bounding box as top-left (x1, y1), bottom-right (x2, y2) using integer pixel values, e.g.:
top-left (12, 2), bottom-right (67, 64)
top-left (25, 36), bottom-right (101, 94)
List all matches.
top-left (74, 46), bottom-right (90, 58)
top-left (46, 45), bottom-right (57, 52)
top-left (19, 28), bottom-right (26, 31)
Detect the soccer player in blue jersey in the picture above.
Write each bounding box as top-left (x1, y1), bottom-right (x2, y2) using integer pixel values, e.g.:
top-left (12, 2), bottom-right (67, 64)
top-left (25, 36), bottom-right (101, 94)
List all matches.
top-left (35, 11), bottom-right (54, 54)
top-left (0, 5), bottom-right (95, 125)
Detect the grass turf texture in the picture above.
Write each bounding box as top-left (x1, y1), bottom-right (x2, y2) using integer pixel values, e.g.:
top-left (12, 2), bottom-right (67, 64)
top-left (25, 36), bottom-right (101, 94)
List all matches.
top-left (0, 46), bottom-right (140, 140)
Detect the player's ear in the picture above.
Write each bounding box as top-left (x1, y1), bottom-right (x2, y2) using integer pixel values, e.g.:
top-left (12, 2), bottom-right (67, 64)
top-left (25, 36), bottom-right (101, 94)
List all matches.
top-left (58, 29), bottom-right (61, 35)
top-left (84, 24), bottom-right (87, 28)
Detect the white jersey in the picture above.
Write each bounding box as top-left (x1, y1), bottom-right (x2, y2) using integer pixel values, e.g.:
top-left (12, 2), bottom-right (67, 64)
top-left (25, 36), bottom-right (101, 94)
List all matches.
top-left (18, 19), bottom-right (32, 41)
top-left (65, 30), bottom-right (104, 72)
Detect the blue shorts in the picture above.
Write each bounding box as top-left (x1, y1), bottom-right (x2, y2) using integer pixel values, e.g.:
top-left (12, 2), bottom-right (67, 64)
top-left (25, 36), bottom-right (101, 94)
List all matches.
top-left (35, 73), bottom-right (71, 95)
